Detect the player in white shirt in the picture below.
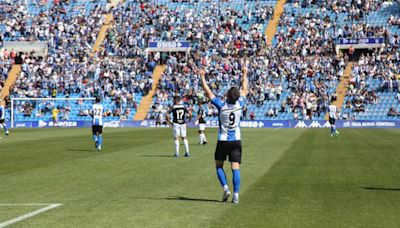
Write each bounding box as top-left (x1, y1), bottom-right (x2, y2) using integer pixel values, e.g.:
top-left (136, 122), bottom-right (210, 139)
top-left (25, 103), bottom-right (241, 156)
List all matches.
top-left (91, 96), bottom-right (104, 151)
top-left (328, 102), bottom-right (340, 137)
top-left (200, 65), bottom-right (248, 204)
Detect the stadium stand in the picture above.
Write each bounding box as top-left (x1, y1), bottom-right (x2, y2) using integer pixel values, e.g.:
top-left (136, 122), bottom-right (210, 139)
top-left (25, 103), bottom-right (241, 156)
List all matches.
top-left (338, 1), bottom-right (400, 120)
top-left (146, 0), bottom-right (344, 121)
top-left (1, 0), bottom-right (153, 122)
top-left (144, 0), bottom-right (276, 121)
top-left (341, 51), bottom-right (400, 120)
top-left (147, 0), bottom-right (400, 122)
top-left (0, 0), bottom-right (399, 123)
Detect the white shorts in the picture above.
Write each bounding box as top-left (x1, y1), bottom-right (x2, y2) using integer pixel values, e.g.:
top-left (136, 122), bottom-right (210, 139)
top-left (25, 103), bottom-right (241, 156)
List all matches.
top-left (173, 123), bottom-right (187, 138)
top-left (199, 123), bottom-right (206, 131)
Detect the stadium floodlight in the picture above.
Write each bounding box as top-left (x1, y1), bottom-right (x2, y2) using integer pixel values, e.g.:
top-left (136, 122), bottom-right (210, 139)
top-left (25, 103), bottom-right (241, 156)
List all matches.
top-left (10, 97), bottom-right (96, 128)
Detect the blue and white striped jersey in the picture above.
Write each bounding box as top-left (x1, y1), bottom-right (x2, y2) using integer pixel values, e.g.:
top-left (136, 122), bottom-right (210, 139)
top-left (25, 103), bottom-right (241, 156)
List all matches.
top-left (0, 105), bottom-right (5, 120)
top-left (92, 103), bottom-right (104, 126)
top-left (211, 96), bottom-right (245, 141)
top-left (329, 105), bottom-right (337, 119)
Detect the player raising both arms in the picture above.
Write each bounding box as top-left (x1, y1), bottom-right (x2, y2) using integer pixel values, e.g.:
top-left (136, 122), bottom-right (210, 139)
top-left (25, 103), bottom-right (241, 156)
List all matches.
top-left (197, 101), bottom-right (208, 145)
top-left (328, 101), bottom-right (340, 137)
top-left (91, 96), bottom-right (104, 151)
top-left (200, 65), bottom-right (248, 204)
top-left (0, 100), bottom-right (9, 135)
top-left (166, 96), bottom-right (192, 157)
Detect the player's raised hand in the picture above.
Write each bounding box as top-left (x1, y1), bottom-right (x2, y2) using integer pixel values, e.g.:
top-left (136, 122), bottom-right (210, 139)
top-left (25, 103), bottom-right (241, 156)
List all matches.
top-left (199, 67), bottom-right (215, 100)
top-left (241, 63), bottom-right (249, 97)
top-left (242, 66), bottom-right (248, 77)
top-left (199, 68), bottom-right (206, 79)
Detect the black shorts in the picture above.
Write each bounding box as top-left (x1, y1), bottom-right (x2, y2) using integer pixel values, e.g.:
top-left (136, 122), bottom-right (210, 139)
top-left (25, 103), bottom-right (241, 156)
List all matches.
top-left (0, 119), bottom-right (4, 124)
top-left (329, 117), bottom-right (336, 125)
top-left (215, 140), bottom-right (242, 163)
top-left (92, 125), bottom-right (103, 135)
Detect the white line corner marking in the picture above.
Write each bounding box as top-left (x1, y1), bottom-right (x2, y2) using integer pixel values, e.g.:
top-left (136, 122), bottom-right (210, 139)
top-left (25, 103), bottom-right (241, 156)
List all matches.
top-left (0, 203), bottom-right (62, 227)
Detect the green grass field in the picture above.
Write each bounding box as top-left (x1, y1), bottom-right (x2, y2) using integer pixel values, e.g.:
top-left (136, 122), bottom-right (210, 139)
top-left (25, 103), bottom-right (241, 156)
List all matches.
top-left (1, 127), bottom-right (400, 227)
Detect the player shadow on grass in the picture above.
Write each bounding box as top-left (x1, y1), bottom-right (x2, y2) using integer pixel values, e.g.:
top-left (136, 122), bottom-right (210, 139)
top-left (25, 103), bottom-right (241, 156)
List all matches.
top-left (132, 196), bottom-right (221, 203)
top-left (139, 155), bottom-right (176, 158)
top-left (165, 196), bottom-right (221, 203)
top-left (361, 187), bottom-right (400, 191)
top-left (68, 149), bottom-right (94, 152)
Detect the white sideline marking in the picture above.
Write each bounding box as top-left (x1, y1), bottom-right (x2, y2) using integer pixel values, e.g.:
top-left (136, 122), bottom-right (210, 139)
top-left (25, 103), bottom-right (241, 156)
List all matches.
top-left (273, 127), bottom-right (282, 131)
top-left (0, 203), bottom-right (62, 227)
top-left (0, 204), bottom-right (52, 206)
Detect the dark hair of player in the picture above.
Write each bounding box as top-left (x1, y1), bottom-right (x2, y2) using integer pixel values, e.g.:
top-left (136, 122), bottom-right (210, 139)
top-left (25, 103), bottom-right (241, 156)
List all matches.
top-left (173, 96), bottom-right (181, 104)
top-left (226, 87), bottom-right (240, 104)
top-left (95, 96), bottom-right (101, 103)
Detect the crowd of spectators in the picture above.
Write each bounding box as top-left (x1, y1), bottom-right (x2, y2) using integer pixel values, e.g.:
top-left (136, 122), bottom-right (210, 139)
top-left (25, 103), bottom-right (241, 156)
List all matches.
top-left (388, 106), bottom-right (400, 116)
top-left (1, 0), bottom-right (399, 122)
top-left (287, 0), bottom-right (398, 14)
top-left (249, 1), bottom-right (349, 120)
top-left (138, 1), bottom-right (271, 119)
top-left (2, 0), bottom-right (155, 120)
top-left (388, 15), bottom-right (400, 26)
top-left (103, 1), bottom-right (272, 58)
top-left (344, 50), bottom-right (400, 116)
top-left (146, 0), bottom-right (400, 121)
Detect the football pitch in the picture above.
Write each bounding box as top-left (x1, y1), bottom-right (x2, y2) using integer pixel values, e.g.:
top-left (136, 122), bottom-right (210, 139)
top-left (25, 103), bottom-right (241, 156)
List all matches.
top-left (1, 128), bottom-right (400, 227)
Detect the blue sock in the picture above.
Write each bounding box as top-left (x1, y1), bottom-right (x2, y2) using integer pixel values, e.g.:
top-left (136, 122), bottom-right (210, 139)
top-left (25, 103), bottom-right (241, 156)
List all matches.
top-left (216, 167), bottom-right (228, 188)
top-left (232, 169), bottom-right (241, 193)
top-left (98, 135), bottom-right (103, 146)
top-left (331, 126), bottom-right (334, 134)
top-left (93, 134), bottom-right (98, 142)
top-left (3, 125), bottom-right (7, 133)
